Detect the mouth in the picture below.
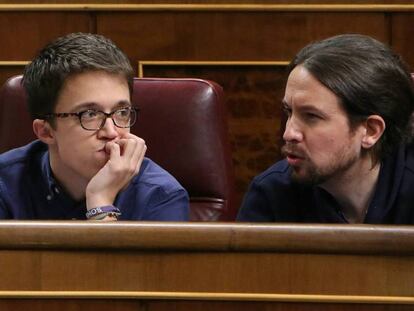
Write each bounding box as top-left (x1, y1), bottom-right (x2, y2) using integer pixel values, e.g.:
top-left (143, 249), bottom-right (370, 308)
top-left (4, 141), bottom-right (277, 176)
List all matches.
top-left (282, 146), bottom-right (306, 166)
top-left (97, 146), bottom-right (110, 156)
top-left (286, 153), bottom-right (305, 166)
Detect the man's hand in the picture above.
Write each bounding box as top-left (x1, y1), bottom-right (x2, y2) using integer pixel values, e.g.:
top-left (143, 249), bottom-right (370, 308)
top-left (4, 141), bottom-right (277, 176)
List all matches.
top-left (85, 133), bottom-right (147, 210)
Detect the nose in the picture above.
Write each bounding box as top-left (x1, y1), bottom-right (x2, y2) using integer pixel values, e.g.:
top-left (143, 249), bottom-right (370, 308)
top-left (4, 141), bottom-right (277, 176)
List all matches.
top-left (97, 117), bottom-right (119, 139)
top-left (283, 117), bottom-right (303, 143)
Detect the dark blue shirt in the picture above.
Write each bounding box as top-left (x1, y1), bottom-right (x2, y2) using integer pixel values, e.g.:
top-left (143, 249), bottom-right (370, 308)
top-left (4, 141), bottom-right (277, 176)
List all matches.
top-left (0, 140), bottom-right (189, 220)
top-left (237, 144), bottom-right (414, 224)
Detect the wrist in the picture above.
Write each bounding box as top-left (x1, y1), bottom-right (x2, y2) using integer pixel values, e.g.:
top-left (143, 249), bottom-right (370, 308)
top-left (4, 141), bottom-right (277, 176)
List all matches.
top-left (86, 205), bottom-right (121, 221)
top-left (86, 192), bottom-right (115, 211)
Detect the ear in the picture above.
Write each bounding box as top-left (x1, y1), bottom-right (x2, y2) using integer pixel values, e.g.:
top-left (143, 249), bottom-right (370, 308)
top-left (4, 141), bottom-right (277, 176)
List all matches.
top-left (33, 119), bottom-right (56, 145)
top-left (361, 115), bottom-right (386, 149)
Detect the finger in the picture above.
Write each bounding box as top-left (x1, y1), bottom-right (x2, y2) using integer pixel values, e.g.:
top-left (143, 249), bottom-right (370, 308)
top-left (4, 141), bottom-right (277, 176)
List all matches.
top-left (128, 138), bottom-right (146, 174)
top-left (115, 137), bottom-right (146, 177)
top-left (119, 135), bottom-right (144, 158)
top-left (105, 141), bottom-right (121, 160)
top-left (117, 138), bottom-right (137, 158)
top-left (122, 134), bottom-right (146, 158)
top-left (134, 144), bottom-right (147, 175)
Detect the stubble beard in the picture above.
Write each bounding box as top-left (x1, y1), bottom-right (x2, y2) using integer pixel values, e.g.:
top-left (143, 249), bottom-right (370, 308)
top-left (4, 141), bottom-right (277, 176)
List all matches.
top-left (288, 146), bottom-right (360, 187)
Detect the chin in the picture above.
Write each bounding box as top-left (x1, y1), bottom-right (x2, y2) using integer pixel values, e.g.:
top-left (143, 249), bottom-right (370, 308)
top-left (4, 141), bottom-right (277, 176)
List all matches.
top-left (291, 173), bottom-right (310, 185)
top-left (290, 167), bottom-right (324, 186)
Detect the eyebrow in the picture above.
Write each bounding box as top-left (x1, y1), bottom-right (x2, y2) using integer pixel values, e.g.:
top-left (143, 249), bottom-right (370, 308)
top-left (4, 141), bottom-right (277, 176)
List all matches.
top-left (282, 99), bottom-right (321, 111)
top-left (297, 103), bottom-right (319, 110)
top-left (281, 100), bottom-right (328, 117)
top-left (71, 100), bottom-right (132, 112)
top-left (296, 104), bottom-right (329, 120)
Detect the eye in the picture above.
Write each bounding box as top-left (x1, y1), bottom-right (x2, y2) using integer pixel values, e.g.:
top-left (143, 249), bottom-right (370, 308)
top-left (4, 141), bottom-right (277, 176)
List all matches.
top-left (305, 113), bottom-right (321, 119)
top-left (303, 112), bottom-right (323, 123)
top-left (282, 106), bottom-right (292, 117)
top-left (115, 107), bottom-right (131, 119)
top-left (81, 110), bottom-right (100, 119)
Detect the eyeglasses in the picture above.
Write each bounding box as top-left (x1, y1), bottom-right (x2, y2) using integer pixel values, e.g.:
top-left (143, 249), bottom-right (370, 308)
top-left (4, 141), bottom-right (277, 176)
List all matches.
top-left (42, 107), bottom-right (138, 131)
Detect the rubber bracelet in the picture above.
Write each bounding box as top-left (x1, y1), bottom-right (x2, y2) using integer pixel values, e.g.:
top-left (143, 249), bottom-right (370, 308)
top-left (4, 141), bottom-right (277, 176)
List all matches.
top-left (88, 211), bottom-right (120, 220)
top-left (86, 205), bottom-right (121, 219)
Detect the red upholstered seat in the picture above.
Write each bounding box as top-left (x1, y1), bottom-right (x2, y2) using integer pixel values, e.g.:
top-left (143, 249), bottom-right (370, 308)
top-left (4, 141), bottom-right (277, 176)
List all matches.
top-left (0, 75), bottom-right (237, 221)
top-left (0, 76), bottom-right (35, 151)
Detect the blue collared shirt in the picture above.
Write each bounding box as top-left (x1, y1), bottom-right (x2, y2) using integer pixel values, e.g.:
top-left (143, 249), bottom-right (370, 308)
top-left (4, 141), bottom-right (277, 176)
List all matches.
top-left (0, 140), bottom-right (189, 220)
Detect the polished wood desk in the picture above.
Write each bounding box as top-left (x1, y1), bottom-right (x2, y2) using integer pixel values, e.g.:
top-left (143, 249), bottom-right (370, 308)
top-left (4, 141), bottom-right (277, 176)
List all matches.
top-left (0, 221), bottom-right (413, 310)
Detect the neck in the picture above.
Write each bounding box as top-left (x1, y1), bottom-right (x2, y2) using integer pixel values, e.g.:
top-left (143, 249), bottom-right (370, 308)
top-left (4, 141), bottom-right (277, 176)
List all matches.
top-left (320, 156), bottom-right (381, 223)
top-left (49, 148), bottom-right (88, 201)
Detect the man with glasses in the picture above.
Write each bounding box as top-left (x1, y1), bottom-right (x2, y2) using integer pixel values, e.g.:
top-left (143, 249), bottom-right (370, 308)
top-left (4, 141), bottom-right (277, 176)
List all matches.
top-left (0, 33), bottom-right (189, 221)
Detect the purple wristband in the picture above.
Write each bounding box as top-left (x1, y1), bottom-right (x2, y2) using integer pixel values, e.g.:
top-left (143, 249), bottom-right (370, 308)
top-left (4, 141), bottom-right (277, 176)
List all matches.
top-left (86, 205), bottom-right (121, 219)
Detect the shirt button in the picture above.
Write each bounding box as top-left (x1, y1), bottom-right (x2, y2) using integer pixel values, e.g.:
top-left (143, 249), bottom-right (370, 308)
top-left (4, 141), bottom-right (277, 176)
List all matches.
top-left (46, 195), bottom-right (52, 201)
top-left (54, 187), bottom-right (60, 194)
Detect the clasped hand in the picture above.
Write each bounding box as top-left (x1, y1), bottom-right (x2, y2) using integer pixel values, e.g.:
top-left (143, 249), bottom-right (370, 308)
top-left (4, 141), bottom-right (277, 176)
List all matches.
top-left (85, 133), bottom-right (147, 210)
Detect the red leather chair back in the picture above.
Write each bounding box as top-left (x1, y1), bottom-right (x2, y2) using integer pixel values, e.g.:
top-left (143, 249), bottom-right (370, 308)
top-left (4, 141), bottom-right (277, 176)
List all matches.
top-left (0, 75), bottom-right (237, 221)
top-left (0, 76), bottom-right (35, 151)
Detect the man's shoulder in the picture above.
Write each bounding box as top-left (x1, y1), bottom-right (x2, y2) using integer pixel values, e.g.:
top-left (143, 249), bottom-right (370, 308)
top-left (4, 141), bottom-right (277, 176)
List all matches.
top-left (404, 142), bottom-right (414, 173)
top-left (0, 140), bottom-right (46, 171)
top-left (131, 157), bottom-right (186, 195)
top-left (238, 159), bottom-right (313, 222)
top-left (251, 159), bottom-right (291, 187)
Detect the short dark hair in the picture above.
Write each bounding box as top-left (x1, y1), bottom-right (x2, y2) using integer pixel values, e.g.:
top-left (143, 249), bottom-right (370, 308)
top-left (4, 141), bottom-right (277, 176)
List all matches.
top-left (289, 34), bottom-right (414, 161)
top-left (23, 32), bottom-right (134, 120)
